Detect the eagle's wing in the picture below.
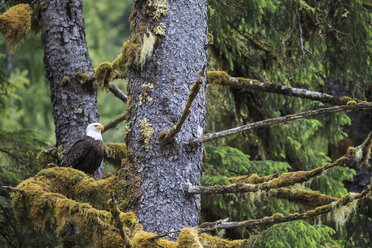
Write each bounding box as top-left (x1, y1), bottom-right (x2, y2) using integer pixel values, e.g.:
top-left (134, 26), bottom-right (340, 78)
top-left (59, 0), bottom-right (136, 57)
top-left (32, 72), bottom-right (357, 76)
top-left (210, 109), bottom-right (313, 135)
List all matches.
top-left (61, 137), bottom-right (93, 168)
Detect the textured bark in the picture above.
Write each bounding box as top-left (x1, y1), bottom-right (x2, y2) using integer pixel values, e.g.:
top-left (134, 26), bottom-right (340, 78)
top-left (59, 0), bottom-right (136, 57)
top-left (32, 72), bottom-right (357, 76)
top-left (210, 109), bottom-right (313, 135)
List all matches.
top-left (41, 0), bottom-right (98, 151)
top-left (126, 0), bottom-right (207, 234)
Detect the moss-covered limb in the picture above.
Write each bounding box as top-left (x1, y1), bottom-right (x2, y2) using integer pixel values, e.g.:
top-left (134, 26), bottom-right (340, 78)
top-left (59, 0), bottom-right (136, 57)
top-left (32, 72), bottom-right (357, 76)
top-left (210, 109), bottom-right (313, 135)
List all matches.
top-left (109, 83), bottom-right (128, 103)
top-left (207, 71), bottom-right (362, 106)
top-left (0, 4), bottom-right (32, 52)
top-left (11, 167), bottom-right (141, 247)
top-left (267, 188), bottom-right (339, 207)
top-left (159, 77), bottom-right (204, 144)
top-left (103, 113), bottom-right (127, 133)
top-left (196, 190), bottom-right (370, 232)
top-left (189, 156), bottom-right (348, 195)
top-left (227, 173), bottom-right (279, 184)
top-left (190, 102), bottom-right (372, 144)
top-left (356, 131), bottom-right (372, 167)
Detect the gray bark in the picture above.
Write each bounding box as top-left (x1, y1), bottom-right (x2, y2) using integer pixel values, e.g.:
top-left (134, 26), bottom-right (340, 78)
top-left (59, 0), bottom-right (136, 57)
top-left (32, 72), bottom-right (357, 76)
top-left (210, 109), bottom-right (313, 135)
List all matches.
top-left (41, 0), bottom-right (98, 151)
top-left (126, 0), bottom-right (208, 234)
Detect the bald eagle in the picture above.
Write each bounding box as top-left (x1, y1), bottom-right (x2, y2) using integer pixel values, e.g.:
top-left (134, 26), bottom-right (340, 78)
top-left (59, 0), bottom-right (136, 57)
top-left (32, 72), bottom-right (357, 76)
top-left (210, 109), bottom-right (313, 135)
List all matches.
top-left (61, 123), bottom-right (104, 175)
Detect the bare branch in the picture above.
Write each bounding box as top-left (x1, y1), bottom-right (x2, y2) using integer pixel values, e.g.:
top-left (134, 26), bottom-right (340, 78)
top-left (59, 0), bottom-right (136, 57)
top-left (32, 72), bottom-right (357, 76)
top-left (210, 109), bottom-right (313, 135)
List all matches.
top-left (159, 77), bottom-right (204, 144)
top-left (190, 102), bottom-right (372, 144)
top-left (2, 186), bottom-right (23, 194)
top-left (103, 113), bottom-right (127, 133)
top-left (196, 189), bottom-right (370, 232)
top-left (108, 84), bottom-right (127, 103)
top-left (207, 71), bottom-right (359, 105)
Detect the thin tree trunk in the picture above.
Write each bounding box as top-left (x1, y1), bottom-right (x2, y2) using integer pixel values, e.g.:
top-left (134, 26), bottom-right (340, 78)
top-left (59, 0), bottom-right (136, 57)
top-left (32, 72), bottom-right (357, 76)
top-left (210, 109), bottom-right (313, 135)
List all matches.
top-left (126, 0), bottom-right (208, 235)
top-left (41, 0), bottom-right (98, 151)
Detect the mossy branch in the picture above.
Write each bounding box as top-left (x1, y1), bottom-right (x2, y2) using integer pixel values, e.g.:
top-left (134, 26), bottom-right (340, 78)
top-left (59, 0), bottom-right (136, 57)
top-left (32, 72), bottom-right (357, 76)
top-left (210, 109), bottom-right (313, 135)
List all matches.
top-left (195, 189), bottom-right (370, 232)
top-left (189, 136), bottom-right (371, 195)
top-left (267, 188), bottom-right (338, 207)
top-left (159, 76), bottom-right (204, 144)
top-left (207, 71), bottom-right (361, 105)
top-left (190, 102), bottom-right (372, 144)
top-left (103, 113), bottom-right (127, 133)
top-left (11, 167), bottom-right (140, 247)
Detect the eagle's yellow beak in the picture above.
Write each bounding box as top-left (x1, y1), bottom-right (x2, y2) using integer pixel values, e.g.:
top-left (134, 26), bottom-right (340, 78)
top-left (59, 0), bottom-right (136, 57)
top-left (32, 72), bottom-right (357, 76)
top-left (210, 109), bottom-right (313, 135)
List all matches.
top-left (96, 125), bottom-right (104, 131)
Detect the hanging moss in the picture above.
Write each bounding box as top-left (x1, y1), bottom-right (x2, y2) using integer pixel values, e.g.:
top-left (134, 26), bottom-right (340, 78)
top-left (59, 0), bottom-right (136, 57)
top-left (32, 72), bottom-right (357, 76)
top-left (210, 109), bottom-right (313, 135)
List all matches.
top-left (0, 4), bottom-right (32, 52)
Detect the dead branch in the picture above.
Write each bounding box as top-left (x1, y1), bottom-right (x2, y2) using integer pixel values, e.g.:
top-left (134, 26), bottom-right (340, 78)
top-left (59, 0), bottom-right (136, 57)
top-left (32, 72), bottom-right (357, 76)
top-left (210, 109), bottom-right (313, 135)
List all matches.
top-left (207, 71), bottom-right (359, 105)
top-left (159, 77), bottom-right (204, 144)
top-left (190, 102), bottom-right (372, 144)
top-left (2, 186), bottom-right (23, 194)
top-left (109, 84), bottom-right (127, 103)
top-left (103, 113), bottom-right (127, 133)
top-left (196, 189), bottom-right (370, 232)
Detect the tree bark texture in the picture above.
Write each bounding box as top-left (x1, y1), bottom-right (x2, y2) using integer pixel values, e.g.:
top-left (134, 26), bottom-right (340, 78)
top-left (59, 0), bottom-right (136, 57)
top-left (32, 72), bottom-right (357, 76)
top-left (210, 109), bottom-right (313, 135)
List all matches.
top-left (126, 0), bottom-right (208, 234)
top-left (42, 0), bottom-right (98, 150)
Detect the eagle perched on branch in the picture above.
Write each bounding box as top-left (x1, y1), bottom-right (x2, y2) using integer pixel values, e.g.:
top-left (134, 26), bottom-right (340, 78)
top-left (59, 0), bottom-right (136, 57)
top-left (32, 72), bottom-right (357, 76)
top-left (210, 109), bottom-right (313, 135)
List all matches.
top-left (61, 123), bottom-right (104, 175)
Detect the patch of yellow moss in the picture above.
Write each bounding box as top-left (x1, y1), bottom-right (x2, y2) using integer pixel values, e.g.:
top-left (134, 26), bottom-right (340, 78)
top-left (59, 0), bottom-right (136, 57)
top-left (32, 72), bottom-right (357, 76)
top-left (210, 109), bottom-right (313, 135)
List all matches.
top-left (140, 118), bottom-right (154, 151)
top-left (154, 24), bottom-right (166, 36)
top-left (112, 38), bottom-right (141, 77)
top-left (139, 83), bottom-right (154, 106)
top-left (94, 62), bottom-right (113, 90)
top-left (198, 232), bottom-right (244, 247)
top-left (0, 4), bottom-right (32, 52)
top-left (146, 0), bottom-right (169, 21)
top-left (207, 33), bottom-right (214, 45)
top-left (340, 96), bottom-right (352, 104)
top-left (177, 227), bottom-right (203, 247)
top-left (132, 232), bottom-right (176, 248)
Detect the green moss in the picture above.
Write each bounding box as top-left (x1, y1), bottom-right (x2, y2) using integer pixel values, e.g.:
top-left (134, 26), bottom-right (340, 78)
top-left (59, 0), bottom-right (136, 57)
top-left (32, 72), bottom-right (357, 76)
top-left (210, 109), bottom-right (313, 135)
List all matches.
top-left (102, 230), bottom-right (126, 248)
top-left (60, 76), bottom-right (71, 86)
top-left (94, 62), bottom-right (113, 90)
top-left (104, 142), bottom-right (127, 167)
top-left (207, 32), bottom-right (214, 45)
top-left (0, 4), bottom-right (32, 52)
top-left (37, 147), bottom-right (63, 168)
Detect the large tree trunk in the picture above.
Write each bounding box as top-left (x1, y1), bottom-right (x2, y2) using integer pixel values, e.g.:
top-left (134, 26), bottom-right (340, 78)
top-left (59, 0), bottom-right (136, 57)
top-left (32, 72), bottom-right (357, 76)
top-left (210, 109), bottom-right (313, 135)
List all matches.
top-left (41, 0), bottom-right (98, 151)
top-left (126, 0), bottom-right (208, 234)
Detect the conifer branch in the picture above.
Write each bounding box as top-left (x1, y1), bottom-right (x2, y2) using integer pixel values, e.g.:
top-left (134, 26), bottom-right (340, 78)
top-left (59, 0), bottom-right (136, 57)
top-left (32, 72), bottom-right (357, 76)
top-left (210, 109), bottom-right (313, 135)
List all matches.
top-left (207, 71), bottom-right (359, 105)
top-left (190, 102), bottom-right (372, 144)
top-left (103, 113), bottom-right (127, 133)
top-left (195, 189), bottom-right (370, 232)
top-left (108, 84), bottom-right (128, 103)
top-left (159, 77), bottom-right (204, 144)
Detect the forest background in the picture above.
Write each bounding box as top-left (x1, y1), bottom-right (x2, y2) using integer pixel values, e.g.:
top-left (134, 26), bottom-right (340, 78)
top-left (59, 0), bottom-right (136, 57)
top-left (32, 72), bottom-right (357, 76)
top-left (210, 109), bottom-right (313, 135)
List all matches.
top-left (0, 0), bottom-right (371, 247)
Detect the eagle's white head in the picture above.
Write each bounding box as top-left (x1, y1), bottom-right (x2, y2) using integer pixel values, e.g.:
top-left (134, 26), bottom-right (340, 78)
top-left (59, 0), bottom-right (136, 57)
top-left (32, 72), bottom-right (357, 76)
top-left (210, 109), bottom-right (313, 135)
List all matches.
top-left (86, 122), bottom-right (104, 141)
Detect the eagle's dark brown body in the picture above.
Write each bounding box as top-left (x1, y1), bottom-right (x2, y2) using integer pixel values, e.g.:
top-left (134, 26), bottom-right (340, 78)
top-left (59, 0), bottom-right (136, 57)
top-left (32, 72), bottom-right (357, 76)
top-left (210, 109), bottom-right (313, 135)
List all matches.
top-left (61, 136), bottom-right (104, 175)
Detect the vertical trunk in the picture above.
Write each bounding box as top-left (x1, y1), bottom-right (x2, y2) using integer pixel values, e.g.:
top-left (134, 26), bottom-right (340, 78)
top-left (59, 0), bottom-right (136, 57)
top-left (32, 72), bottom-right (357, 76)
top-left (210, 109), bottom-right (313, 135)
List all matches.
top-left (126, 0), bottom-right (208, 234)
top-left (41, 0), bottom-right (98, 151)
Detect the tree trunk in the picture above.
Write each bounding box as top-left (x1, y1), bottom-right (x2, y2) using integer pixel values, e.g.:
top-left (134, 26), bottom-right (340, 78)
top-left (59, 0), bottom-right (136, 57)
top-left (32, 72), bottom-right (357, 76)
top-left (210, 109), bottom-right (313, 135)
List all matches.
top-left (41, 0), bottom-right (98, 151)
top-left (126, 0), bottom-right (208, 234)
